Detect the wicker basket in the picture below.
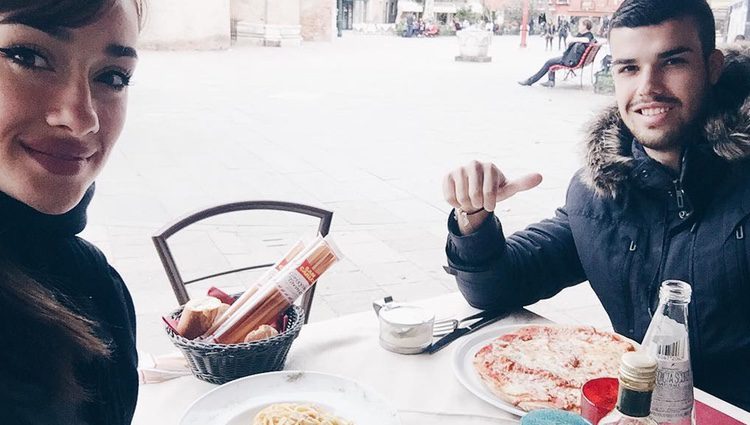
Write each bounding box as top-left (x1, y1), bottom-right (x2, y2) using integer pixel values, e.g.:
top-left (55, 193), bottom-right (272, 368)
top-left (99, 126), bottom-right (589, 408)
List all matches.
top-left (165, 304), bottom-right (304, 384)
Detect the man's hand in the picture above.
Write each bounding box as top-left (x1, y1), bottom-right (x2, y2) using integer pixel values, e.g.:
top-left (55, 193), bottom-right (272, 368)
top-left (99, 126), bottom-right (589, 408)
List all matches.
top-left (443, 161), bottom-right (543, 235)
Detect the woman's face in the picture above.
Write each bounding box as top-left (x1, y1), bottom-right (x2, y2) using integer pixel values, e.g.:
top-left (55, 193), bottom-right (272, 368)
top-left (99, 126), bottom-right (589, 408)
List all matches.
top-left (0, 1), bottom-right (139, 214)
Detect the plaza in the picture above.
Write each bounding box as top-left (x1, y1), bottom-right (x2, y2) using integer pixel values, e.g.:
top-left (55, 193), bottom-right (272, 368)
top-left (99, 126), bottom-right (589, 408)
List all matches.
top-left (83, 34), bottom-right (615, 356)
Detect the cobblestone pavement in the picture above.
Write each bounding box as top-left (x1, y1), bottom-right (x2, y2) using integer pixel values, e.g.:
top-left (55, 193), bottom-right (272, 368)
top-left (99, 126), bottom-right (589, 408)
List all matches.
top-left (82, 33), bottom-right (615, 354)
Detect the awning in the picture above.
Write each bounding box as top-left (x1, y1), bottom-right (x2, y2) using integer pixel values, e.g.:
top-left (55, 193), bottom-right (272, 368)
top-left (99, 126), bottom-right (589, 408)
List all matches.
top-left (398, 1), bottom-right (422, 13)
top-left (434, 2), bottom-right (458, 14)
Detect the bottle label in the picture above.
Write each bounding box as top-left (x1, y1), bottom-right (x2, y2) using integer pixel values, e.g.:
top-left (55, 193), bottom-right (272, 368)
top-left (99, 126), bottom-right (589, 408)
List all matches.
top-left (651, 358), bottom-right (694, 425)
top-left (656, 339), bottom-right (686, 359)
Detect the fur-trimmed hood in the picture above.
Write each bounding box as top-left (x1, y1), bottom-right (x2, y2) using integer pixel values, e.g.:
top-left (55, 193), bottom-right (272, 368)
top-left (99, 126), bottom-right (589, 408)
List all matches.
top-left (582, 44), bottom-right (750, 197)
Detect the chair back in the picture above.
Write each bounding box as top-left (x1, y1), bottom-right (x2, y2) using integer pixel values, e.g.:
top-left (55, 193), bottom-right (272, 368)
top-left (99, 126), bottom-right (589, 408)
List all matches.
top-left (581, 43), bottom-right (602, 68)
top-left (152, 201), bottom-right (333, 324)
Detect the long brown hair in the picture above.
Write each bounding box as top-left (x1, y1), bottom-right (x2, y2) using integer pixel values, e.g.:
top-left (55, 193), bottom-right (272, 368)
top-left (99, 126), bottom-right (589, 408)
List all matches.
top-left (0, 257), bottom-right (111, 402)
top-left (0, 0), bottom-right (144, 403)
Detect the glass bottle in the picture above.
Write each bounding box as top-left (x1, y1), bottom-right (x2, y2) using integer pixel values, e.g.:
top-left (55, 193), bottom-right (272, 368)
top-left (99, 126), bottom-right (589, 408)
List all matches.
top-left (641, 280), bottom-right (695, 425)
top-left (599, 351), bottom-right (659, 425)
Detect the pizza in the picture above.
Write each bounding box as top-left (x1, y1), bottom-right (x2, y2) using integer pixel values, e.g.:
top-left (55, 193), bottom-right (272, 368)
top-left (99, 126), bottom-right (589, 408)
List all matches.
top-left (473, 325), bottom-right (635, 412)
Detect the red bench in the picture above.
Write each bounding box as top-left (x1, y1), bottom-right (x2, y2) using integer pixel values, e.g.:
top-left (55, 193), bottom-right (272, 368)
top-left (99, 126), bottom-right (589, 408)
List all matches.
top-left (549, 43), bottom-right (603, 88)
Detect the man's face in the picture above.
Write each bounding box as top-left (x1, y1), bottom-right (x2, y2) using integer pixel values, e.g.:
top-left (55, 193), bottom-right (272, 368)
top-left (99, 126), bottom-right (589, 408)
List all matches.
top-left (609, 17), bottom-right (723, 153)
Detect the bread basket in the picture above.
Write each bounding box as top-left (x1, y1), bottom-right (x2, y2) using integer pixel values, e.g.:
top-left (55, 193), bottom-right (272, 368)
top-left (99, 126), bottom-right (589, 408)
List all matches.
top-left (165, 303), bottom-right (304, 384)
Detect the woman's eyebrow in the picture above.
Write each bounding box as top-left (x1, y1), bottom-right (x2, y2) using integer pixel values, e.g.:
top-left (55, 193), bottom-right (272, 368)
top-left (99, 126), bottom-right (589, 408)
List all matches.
top-left (0, 19), bottom-right (73, 41)
top-left (0, 20), bottom-right (137, 59)
top-left (106, 44), bottom-right (137, 59)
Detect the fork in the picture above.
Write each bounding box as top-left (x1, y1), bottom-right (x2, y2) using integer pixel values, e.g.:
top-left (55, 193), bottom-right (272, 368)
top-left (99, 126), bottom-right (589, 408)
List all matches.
top-left (432, 309), bottom-right (497, 337)
top-left (433, 318), bottom-right (460, 337)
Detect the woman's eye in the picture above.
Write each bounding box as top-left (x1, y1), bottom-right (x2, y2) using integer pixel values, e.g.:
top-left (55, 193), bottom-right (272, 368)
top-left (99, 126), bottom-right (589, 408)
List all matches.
top-left (0, 46), bottom-right (51, 70)
top-left (96, 70), bottom-right (131, 91)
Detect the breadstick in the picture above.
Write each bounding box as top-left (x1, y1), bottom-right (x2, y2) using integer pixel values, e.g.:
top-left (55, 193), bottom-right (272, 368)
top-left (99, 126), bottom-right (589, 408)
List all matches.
top-left (202, 240), bottom-right (308, 338)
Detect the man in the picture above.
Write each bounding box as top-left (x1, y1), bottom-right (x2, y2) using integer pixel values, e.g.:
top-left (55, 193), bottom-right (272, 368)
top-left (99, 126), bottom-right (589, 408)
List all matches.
top-left (405, 13), bottom-right (415, 37)
top-left (444, 0), bottom-right (750, 410)
top-left (519, 19), bottom-right (596, 87)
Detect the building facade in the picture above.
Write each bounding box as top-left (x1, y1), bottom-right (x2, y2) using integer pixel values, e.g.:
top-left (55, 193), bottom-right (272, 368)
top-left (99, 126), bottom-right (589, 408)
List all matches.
top-left (139, 0), bottom-right (336, 49)
top-left (725, 0), bottom-right (749, 41)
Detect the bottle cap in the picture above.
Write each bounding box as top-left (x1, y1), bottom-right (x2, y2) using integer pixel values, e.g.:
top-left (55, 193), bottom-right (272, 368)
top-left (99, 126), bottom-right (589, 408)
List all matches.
top-left (619, 351), bottom-right (657, 391)
top-left (659, 280), bottom-right (692, 303)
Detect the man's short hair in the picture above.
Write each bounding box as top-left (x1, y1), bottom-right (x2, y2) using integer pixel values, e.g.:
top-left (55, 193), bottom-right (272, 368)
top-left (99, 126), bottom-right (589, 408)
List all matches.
top-left (582, 19), bottom-right (592, 31)
top-left (609, 0), bottom-right (716, 57)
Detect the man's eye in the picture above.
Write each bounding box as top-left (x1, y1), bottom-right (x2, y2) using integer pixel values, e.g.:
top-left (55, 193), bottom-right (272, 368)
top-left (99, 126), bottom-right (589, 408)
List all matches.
top-left (665, 58), bottom-right (687, 66)
top-left (617, 65), bottom-right (637, 74)
top-left (0, 46), bottom-right (51, 70)
top-left (95, 70), bottom-right (132, 91)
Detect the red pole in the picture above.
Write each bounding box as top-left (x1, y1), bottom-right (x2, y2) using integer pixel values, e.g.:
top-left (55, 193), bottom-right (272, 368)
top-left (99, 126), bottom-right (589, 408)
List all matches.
top-left (520, 0), bottom-right (529, 47)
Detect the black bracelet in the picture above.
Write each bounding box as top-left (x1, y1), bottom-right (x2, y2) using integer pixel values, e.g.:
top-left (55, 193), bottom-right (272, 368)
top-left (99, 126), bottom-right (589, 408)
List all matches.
top-left (458, 207), bottom-right (485, 216)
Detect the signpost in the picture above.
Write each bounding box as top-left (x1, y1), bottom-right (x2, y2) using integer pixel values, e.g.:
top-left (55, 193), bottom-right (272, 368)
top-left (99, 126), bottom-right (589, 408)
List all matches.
top-left (337, 0), bottom-right (344, 37)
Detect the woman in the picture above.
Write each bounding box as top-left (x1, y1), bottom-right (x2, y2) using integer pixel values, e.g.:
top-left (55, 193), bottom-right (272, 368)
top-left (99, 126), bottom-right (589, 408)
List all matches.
top-left (0, 1), bottom-right (142, 424)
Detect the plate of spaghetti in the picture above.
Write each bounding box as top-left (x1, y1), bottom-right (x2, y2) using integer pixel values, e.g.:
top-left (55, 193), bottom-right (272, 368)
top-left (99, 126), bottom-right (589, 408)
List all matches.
top-left (180, 371), bottom-right (401, 425)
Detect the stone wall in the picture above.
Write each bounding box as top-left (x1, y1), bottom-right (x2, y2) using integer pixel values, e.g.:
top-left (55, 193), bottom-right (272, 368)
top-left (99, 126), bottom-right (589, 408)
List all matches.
top-left (300, 0), bottom-right (336, 41)
top-left (231, 0), bottom-right (265, 24)
top-left (139, 0), bottom-right (231, 50)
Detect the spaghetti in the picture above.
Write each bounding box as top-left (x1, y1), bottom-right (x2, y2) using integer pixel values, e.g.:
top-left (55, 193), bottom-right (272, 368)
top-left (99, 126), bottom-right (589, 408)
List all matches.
top-left (252, 403), bottom-right (354, 425)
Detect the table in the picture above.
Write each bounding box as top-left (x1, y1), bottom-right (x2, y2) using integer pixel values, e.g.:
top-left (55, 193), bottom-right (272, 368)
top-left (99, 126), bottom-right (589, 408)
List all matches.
top-left (133, 292), bottom-right (750, 425)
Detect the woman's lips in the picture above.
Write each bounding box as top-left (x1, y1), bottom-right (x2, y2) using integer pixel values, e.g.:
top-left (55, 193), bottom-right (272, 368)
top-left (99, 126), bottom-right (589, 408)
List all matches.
top-left (22, 144), bottom-right (91, 176)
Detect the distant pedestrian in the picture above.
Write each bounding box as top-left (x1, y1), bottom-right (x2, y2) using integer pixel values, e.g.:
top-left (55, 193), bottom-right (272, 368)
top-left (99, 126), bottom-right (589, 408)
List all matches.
top-left (558, 21), bottom-right (569, 50)
top-left (405, 13), bottom-right (415, 37)
top-left (545, 23), bottom-right (555, 50)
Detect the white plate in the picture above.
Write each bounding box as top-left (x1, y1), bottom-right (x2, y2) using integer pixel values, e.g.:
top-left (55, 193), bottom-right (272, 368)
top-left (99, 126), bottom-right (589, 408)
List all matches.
top-left (452, 324), bottom-right (530, 417)
top-left (452, 324), bottom-right (638, 418)
top-left (180, 370), bottom-right (401, 425)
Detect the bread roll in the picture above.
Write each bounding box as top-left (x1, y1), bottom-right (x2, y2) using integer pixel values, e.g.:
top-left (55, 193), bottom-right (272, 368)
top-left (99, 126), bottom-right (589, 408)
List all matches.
top-left (216, 303), bottom-right (231, 319)
top-left (243, 324), bottom-right (279, 343)
top-left (176, 296), bottom-right (223, 340)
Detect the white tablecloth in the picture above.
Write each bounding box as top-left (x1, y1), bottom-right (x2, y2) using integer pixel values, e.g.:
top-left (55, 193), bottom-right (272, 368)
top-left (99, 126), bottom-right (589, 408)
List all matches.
top-left (133, 292), bottom-right (750, 425)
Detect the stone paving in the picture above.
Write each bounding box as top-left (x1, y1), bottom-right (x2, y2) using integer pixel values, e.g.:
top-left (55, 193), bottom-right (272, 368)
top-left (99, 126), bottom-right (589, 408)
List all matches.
top-left (81, 33), bottom-right (616, 355)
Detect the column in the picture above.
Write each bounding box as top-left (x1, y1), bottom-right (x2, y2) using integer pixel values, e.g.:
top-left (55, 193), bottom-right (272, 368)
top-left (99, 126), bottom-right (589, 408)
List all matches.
top-left (234, 0), bottom-right (303, 47)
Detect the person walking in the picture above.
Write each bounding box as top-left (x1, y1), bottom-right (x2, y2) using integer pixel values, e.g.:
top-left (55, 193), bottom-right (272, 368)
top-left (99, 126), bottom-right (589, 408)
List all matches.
top-left (545, 23), bottom-right (556, 50)
top-left (558, 20), bottom-right (569, 50)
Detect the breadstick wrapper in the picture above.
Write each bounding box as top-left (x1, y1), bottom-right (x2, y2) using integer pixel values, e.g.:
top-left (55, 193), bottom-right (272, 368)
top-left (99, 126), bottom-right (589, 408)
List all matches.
top-left (202, 239), bottom-right (309, 338)
top-left (211, 237), bottom-right (342, 344)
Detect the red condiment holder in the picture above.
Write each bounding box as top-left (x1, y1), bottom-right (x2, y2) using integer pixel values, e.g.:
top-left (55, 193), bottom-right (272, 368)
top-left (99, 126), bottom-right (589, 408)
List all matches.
top-left (581, 377), bottom-right (619, 425)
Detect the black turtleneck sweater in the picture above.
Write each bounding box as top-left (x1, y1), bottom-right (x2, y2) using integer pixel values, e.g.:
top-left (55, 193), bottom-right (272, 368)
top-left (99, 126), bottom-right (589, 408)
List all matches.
top-left (0, 186), bottom-right (138, 424)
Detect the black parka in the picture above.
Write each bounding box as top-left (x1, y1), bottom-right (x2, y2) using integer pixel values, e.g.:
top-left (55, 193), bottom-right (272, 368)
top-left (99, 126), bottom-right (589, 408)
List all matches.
top-left (446, 45), bottom-right (750, 411)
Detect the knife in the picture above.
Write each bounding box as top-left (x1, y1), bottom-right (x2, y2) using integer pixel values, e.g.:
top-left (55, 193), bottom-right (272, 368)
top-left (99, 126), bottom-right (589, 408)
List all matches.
top-left (426, 310), bottom-right (510, 355)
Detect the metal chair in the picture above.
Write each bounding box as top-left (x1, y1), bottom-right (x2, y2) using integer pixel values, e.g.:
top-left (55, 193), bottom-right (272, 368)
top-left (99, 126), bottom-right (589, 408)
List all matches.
top-left (152, 201), bottom-right (333, 324)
